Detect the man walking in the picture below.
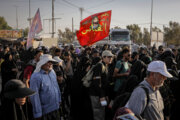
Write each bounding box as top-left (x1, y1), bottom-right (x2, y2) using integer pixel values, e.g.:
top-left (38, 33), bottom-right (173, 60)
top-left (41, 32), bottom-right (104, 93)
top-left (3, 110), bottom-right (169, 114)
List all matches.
top-left (89, 50), bottom-right (114, 120)
top-left (126, 61), bottom-right (172, 120)
top-left (30, 54), bottom-right (61, 120)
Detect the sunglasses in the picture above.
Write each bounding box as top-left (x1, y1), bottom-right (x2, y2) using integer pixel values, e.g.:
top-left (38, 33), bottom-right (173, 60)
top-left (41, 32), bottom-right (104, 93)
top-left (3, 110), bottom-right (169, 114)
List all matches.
top-left (93, 22), bottom-right (99, 24)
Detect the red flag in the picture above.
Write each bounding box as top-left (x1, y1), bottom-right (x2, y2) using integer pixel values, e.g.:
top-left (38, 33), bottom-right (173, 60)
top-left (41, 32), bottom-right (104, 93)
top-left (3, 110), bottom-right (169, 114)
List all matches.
top-left (77, 10), bottom-right (111, 46)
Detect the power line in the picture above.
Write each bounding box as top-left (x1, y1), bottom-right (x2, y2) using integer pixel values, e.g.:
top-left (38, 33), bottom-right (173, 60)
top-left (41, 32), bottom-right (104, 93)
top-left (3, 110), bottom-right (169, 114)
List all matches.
top-left (56, 0), bottom-right (75, 9)
top-left (18, 8), bottom-right (52, 29)
top-left (153, 23), bottom-right (168, 26)
top-left (61, 0), bottom-right (93, 18)
top-left (1, 0), bottom-right (50, 3)
top-left (62, 0), bottom-right (80, 8)
top-left (86, 0), bottom-right (115, 9)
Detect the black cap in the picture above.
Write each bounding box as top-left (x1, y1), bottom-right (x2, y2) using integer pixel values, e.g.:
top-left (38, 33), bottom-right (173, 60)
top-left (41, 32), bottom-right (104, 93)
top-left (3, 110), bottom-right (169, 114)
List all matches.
top-left (4, 79), bottom-right (36, 98)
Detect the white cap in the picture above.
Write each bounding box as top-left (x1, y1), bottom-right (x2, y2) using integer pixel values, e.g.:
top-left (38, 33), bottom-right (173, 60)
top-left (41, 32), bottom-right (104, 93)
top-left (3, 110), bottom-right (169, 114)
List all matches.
top-left (102, 50), bottom-right (114, 57)
top-left (147, 61), bottom-right (172, 78)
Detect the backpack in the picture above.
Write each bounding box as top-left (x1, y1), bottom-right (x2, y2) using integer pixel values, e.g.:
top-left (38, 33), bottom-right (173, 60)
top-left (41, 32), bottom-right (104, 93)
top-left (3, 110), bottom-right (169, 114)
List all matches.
top-left (112, 85), bottom-right (150, 117)
top-left (82, 62), bottom-right (105, 88)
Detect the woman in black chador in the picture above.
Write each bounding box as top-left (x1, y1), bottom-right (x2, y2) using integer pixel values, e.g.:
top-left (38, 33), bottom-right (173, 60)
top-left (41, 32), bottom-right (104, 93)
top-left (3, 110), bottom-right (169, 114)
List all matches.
top-left (1, 52), bottom-right (18, 92)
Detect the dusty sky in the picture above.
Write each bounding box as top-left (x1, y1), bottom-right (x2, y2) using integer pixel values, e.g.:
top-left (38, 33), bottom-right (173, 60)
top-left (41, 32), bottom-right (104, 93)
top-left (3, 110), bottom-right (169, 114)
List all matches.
top-left (0, 0), bottom-right (180, 37)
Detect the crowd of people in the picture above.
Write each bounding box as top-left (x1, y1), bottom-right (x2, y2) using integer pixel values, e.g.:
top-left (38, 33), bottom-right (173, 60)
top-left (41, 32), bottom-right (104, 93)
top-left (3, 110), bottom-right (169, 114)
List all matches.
top-left (0, 43), bottom-right (180, 120)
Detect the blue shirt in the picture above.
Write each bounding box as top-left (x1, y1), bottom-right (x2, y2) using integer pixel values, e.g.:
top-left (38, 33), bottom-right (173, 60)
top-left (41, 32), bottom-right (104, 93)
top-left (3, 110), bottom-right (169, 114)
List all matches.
top-left (30, 69), bottom-right (61, 118)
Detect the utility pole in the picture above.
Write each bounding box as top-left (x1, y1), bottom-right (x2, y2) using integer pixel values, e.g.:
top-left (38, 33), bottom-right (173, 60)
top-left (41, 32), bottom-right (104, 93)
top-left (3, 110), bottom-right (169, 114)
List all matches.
top-left (52, 0), bottom-right (55, 38)
top-left (49, 19), bottom-right (51, 33)
top-left (43, 18), bottom-right (61, 35)
top-left (79, 7), bottom-right (84, 21)
top-left (14, 6), bottom-right (19, 29)
top-left (72, 17), bottom-right (74, 42)
top-left (150, 0), bottom-right (153, 46)
top-left (28, 0), bottom-right (31, 26)
top-left (28, 0), bottom-right (31, 27)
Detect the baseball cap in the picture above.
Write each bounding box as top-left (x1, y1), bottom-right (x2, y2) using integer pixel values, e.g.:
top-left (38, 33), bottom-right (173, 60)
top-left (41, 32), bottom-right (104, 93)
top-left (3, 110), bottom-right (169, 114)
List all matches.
top-left (147, 61), bottom-right (172, 78)
top-left (102, 50), bottom-right (114, 57)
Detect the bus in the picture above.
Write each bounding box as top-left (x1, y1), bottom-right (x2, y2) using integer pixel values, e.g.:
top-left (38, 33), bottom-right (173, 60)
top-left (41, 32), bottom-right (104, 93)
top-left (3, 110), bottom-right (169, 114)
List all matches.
top-left (109, 29), bottom-right (131, 46)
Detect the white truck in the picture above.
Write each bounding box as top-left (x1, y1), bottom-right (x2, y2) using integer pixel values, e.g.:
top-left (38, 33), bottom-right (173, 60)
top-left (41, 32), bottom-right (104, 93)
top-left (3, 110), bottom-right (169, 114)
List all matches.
top-left (95, 29), bottom-right (131, 46)
top-left (109, 29), bottom-right (131, 45)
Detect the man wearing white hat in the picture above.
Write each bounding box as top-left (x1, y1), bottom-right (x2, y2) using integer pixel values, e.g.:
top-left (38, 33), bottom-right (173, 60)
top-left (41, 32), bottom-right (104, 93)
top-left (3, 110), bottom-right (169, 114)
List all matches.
top-left (30, 54), bottom-right (61, 120)
top-left (126, 60), bottom-right (172, 120)
top-left (89, 50), bottom-right (114, 120)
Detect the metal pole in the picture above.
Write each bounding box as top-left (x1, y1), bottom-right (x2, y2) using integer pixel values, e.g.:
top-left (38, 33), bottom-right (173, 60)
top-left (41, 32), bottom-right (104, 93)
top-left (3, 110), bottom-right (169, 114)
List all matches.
top-left (150, 0), bottom-right (153, 47)
top-left (157, 31), bottom-right (159, 47)
top-left (79, 7), bottom-right (83, 21)
top-left (72, 17), bottom-right (74, 42)
top-left (49, 19), bottom-right (51, 34)
top-left (55, 20), bottom-right (56, 34)
top-left (43, 19), bottom-right (45, 33)
top-left (52, 0), bottom-right (54, 38)
top-left (44, 18), bottom-right (61, 35)
top-left (16, 6), bottom-right (18, 29)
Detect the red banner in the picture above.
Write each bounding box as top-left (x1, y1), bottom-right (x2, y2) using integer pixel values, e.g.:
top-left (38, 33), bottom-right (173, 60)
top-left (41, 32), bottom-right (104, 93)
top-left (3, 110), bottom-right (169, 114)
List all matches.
top-left (77, 10), bottom-right (111, 46)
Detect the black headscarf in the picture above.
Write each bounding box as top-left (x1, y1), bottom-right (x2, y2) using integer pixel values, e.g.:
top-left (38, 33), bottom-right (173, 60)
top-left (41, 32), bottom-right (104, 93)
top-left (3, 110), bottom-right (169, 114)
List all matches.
top-left (130, 60), bottom-right (147, 82)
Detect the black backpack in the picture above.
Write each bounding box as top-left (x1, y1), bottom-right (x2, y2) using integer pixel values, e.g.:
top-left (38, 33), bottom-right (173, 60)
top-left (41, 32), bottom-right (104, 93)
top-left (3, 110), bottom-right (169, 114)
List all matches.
top-left (112, 85), bottom-right (150, 117)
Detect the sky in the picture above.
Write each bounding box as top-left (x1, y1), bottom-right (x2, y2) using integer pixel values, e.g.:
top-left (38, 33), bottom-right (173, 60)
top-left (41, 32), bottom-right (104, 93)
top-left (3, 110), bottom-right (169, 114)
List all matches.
top-left (0, 0), bottom-right (180, 37)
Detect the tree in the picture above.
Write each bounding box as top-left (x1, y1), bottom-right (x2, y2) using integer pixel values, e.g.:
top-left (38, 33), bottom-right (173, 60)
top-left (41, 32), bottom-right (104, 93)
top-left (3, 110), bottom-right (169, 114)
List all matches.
top-left (152, 26), bottom-right (161, 32)
top-left (143, 28), bottom-right (151, 46)
top-left (0, 16), bottom-right (12, 30)
top-left (126, 24), bottom-right (142, 44)
top-left (58, 27), bottom-right (74, 43)
top-left (163, 21), bottom-right (180, 46)
top-left (113, 26), bottom-right (121, 29)
top-left (64, 27), bottom-right (74, 42)
top-left (23, 27), bottom-right (29, 37)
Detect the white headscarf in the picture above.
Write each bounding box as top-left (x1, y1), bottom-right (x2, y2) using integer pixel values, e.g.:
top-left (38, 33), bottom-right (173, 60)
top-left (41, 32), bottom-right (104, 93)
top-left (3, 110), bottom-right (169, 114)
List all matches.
top-left (34, 54), bottom-right (57, 73)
